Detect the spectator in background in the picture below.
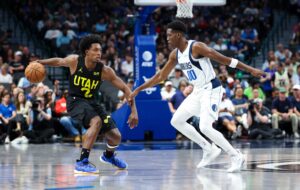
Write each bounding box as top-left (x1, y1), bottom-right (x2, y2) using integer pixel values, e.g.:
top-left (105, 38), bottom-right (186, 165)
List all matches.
top-left (291, 85), bottom-right (300, 129)
top-left (252, 89), bottom-right (261, 100)
top-left (264, 88), bottom-right (279, 110)
top-left (292, 65), bottom-right (300, 86)
top-left (56, 27), bottom-right (73, 57)
top-left (244, 79), bottom-right (265, 100)
top-left (169, 66), bottom-right (188, 89)
top-left (231, 87), bottom-right (249, 130)
top-left (44, 89), bottom-right (55, 110)
top-left (0, 56), bottom-right (4, 68)
top-left (156, 52), bottom-right (166, 71)
top-left (227, 36), bottom-right (246, 61)
top-left (275, 43), bottom-right (291, 62)
top-left (120, 53), bottom-right (133, 80)
top-left (261, 60), bottom-right (276, 97)
top-left (290, 26), bottom-right (300, 50)
top-left (26, 97), bottom-right (55, 143)
top-left (247, 98), bottom-right (282, 139)
top-left (21, 46), bottom-right (31, 65)
top-left (218, 91), bottom-right (240, 139)
top-left (262, 50), bottom-right (278, 71)
top-left (271, 88), bottom-right (299, 138)
top-left (272, 62), bottom-right (291, 95)
top-left (26, 84), bottom-right (38, 101)
top-left (0, 63), bottom-right (13, 84)
top-left (9, 51), bottom-right (26, 85)
top-left (224, 77), bottom-right (235, 98)
top-left (10, 91), bottom-right (31, 144)
top-left (168, 83), bottom-right (193, 114)
top-left (213, 38), bottom-right (227, 51)
top-left (161, 81), bottom-right (176, 101)
top-left (240, 26), bottom-right (259, 53)
top-left (0, 92), bottom-right (16, 143)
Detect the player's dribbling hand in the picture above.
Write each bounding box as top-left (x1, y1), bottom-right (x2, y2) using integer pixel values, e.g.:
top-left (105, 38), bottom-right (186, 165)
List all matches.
top-left (127, 112), bottom-right (138, 129)
top-left (250, 68), bottom-right (265, 78)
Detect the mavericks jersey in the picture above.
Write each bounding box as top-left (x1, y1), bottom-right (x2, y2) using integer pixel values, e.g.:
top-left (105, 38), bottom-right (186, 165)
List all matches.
top-left (176, 40), bottom-right (216, 89)
top-left (69, 56), bottom-right (103, 99)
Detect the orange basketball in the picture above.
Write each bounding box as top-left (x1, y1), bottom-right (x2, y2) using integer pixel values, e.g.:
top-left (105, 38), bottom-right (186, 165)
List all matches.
top-left (25, 62), bottom-right (46, 83)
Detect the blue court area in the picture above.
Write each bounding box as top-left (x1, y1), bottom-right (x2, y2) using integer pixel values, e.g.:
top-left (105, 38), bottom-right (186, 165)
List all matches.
top-left (0, 140), bottom-right (299, 190)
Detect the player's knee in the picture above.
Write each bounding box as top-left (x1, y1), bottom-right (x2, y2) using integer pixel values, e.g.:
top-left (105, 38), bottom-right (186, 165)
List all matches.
top-left (114, 130), bottom-right (122, 143)
top-left (90, 116), bottom-right (102, 129)
top-left (107, 129), bottom-right (121, 145)
top-left (199, 120), bottom-right (213, 134)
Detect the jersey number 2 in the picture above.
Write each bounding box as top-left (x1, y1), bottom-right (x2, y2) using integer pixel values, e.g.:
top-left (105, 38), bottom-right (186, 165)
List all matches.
top-left (187, 70), bottom-right (197, 81)
top-left (81, 87), bottom-right (92, 98)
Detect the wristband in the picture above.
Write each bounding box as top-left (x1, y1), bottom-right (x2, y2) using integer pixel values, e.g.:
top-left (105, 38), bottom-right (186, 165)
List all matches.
top-left (229, 58), bottom-right (238, 68)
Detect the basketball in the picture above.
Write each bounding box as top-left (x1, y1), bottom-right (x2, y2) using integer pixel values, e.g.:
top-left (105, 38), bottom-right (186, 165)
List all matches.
top-left (25, 62), bottom-right (46, 83)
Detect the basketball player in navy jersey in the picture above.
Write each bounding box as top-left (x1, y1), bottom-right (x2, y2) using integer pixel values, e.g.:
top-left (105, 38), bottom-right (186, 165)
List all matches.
top-left (34, 34), bottom-right (138, 174)
top-left (129, 20), bottom-right (264, 172)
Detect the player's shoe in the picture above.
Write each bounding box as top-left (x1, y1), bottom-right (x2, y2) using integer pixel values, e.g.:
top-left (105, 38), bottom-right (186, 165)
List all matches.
top-left (227, 150), bottom-right (246, 173)
top-left (74, 158), bottom-right (99, 174)
top-left (197, 143), bottom-right (221, 168)
top-left (100, 153), bottom-right (128, 169)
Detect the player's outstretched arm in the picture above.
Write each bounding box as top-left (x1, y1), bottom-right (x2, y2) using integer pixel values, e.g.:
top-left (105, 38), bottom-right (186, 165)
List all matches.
top-left (129, 50), bottom-right (177, 100)
top-left (193, 42), bottom-right (265, 78)
top-left (36, 54), bottom-right (78, 68)
top-left (102, 66), bottom-right (138, 129)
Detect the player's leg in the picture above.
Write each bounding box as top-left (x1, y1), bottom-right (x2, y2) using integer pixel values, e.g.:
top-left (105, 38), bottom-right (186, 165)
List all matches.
top-left (198, 87), bottom-right (245, 172)
top-left (170, 94), bottom-right (212, 152)
top-left (69, 99), bottom-right (102, 174)
top-left (74, 115), bottom-right (102, 174)
top-left (171, 95), bottom-right (221, 168)
top-left (100, 127), bottom-right (128, 169)
top-left (95, 110), bottom-right (127, 169)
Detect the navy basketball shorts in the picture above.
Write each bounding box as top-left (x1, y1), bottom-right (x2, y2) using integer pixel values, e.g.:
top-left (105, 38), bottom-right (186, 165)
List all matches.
top-left (67, 96), bottom-right (117, 134)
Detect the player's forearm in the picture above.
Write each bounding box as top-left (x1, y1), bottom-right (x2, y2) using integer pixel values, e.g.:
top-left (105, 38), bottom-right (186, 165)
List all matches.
top-left (235, 60), bottom-right (256, 73)
top-left (37, 58), bottom-right (63, 67)
top-left (122, 86), bottom-right (137, 111)
top-left (135, 73), bottom-right (163, 93)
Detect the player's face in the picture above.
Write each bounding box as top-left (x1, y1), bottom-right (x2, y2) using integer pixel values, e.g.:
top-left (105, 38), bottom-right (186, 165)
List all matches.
top-left (167, 29), bottom-right (179, 48)
top-left (86, 43), bottom-right (102, 62)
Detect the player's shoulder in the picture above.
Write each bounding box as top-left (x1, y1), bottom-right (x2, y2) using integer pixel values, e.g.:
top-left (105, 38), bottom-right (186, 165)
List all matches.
top-left (169, 49), bottom-right (177, 59)
top-left (101, 64), bottom-right (117, 81)
top-left (191, 41), bottom-right (207, 49)
top-left (67, 54), bottom-right (79, 60)
top-left (64, 54), bottom-right (79, 64)
top-left (102, 63), bottom-right (115, 74)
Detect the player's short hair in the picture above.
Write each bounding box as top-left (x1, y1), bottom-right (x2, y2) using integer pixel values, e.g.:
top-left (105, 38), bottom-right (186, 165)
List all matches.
top-left (79, 34), bottom-right (102, 56)
top-left (167, 20), bottom-right (187, 34)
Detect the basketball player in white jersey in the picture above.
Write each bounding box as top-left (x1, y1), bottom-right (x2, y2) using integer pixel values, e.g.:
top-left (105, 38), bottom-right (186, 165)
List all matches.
top-left (129, 20), bottom-right (265, 172)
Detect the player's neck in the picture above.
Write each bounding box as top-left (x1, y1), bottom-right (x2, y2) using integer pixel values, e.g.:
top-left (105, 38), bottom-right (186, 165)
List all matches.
top-left (177, 39), bottom-right (188, 53)
top-left (84, 57), bottom-right (97, 70)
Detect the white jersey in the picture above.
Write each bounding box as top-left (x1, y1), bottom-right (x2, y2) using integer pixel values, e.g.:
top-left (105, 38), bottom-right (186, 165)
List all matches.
top-left (177, 40), bottom-right (216, 89)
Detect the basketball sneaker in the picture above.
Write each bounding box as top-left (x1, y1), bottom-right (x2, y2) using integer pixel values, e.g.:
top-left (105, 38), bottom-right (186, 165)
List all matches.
top-left (227, 150), bottom-right (246, 173)
top-left (74, 158), bottom-right (99, 174)
top-left (197, 143), bottom-right (221, 168)
top-left (100, 153), bottom-right (128, 169)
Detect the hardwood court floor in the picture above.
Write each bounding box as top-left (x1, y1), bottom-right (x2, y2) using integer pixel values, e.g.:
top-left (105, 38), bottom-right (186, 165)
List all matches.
top-left (0, 139), bottom-right (299, 190)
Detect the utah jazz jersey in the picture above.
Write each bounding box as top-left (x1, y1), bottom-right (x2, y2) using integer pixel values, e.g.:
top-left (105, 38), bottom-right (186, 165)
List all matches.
top-left (176, 40), bottom-right (216, 89)
top-left (69, 56), bottom-right (103, 99)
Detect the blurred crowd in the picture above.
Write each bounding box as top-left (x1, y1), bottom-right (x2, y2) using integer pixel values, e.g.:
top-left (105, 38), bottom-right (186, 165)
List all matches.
top-left (0, 0), bottom-right (299, 144)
